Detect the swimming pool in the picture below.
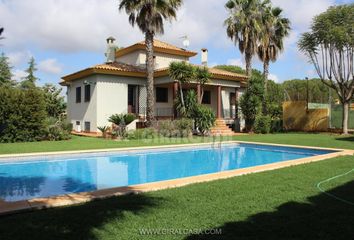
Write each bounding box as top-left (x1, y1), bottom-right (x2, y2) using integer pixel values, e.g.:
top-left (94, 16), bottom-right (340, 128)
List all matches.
top-left (0, 143), bottom-right (336, 202)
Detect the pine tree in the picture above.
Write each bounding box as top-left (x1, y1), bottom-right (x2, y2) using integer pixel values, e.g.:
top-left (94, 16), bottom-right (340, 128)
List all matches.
top-left (21, 57), bottom-right (38, 89)
top-left (0, 52), bottom-right (15, 87)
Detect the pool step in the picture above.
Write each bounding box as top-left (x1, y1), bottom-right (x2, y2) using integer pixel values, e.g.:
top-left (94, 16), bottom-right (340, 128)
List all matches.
top-left (210, 119), bottom-right (235, 136)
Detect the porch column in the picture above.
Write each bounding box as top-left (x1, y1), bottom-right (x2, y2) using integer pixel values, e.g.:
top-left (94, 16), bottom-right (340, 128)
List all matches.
top-left (197, 83), bottom-right (201, 103)
top-left (173, 81), bottom-right (178, 118)
top-left (235, 87), bottom-right (239, 119)
top-left (217, 85), bottom-right (222, 119)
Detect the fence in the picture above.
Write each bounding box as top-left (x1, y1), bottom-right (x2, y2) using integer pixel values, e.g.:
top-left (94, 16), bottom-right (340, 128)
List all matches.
top-left (283, 101), bottom-right (354, 131)
top-left (330, 104), bottom-right (354, 129)
top-left (283, 101), bottom-right (329, 131)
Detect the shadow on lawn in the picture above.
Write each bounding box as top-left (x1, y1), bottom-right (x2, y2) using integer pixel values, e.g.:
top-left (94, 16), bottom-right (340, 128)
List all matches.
top-left (186, 181), bottom-right (354, 240)
top-left (0, 190), bottom-right (162, 240)
top-left (335, 135), bottom-right (354, 142)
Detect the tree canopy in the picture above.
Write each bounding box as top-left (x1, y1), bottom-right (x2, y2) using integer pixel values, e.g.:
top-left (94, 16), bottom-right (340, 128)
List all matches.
top-left (298, 4), bottom-right (354, 134)
top-left (21, 57), bottom-right (39, 89)
top-left (0, 52), bottom-right (15, 87)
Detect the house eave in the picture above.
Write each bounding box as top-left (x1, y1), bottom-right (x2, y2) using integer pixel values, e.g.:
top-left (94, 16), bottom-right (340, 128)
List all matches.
top-left (115, 44), bottom-right (197, 58)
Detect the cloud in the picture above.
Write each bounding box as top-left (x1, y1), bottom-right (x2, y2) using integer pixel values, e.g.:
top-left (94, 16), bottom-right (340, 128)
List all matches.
top-left (0, 0), bottom-right (339, 55)
top-left (7, 51), bottom-right (32, 66)
top-left (272, 0), bottom-right (335, 33)
top-left (12, 69), bottom-right (27, 81)
top-left (38, 59), bottom-right (63, 74)
top-left (227, 58), bottom-right (245, 68)
top-left (268, 73), bottom-right (280, 83)
top-left (0, 0), bottom-right (231, 53)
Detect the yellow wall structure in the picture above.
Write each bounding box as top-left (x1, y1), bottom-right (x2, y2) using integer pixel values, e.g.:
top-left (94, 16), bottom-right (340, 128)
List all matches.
top-left (283, 101), bottom-right (329, 132)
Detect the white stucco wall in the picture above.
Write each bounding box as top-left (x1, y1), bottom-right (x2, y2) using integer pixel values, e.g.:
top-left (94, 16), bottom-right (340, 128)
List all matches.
top-left (96, 75), bottom-right (147, 129)
top-left (115, 50), bottom-right (142, 66)
top-left (116, 50), bottom-right (188, 69)
top-left (66, 76), bottom-right (98, 132)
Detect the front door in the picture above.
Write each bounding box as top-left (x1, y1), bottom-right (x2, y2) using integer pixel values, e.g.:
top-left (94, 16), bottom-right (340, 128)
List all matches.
top-left (128, 85), bottom-right (138, 114)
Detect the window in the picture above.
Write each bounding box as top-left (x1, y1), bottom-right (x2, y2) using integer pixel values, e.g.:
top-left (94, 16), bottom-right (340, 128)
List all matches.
top-left (202, 90), bottom-right (211, 104)
top-left (84, 85), bottom-right (91, 102)
top-left (76, 121), bottom-right (80, 126)
top-left (76, 87), bottom-right (81, 103)
top-left (84, 122), bottom-right (90, 132)
top-left (156, 87), bottom-right (168, 103)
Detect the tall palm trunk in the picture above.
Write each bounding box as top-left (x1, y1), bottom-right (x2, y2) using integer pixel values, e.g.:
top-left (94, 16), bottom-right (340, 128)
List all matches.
top-left (145, 31), bottom-right (155, 126)
top-left (342, 101), bottom-right (349, 135)
top-left (245, 52), bottom-right (252, 77)
top-left (178, 81), bottom-right (185, 107)
top-left (262, 59), bottom-right (270, 114)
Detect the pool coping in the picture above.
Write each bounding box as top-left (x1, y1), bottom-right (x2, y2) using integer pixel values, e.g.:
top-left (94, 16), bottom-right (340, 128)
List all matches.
top-left (0, 141), bottom-right (353, 216)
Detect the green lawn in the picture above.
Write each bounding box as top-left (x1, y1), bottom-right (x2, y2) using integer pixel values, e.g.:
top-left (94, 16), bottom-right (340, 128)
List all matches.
top-left (0, 156), bottom-right (353, 240)
top-left (0, 132), bottom-right (353, 155)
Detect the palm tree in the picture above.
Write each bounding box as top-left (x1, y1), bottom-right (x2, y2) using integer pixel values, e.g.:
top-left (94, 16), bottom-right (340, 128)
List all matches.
top-left (224, 0), bottom-right (263, 76)
top-left (169, 61), bottom-right (195, 110)
top-left (195, 66), bottom-right (211, 104)
top-left (258, 6), bottom-right (290, 93)
top-left (119, 0), bottom-right (183, 126)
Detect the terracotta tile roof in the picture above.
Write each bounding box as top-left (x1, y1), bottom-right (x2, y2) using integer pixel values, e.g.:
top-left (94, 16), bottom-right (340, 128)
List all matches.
top-left (115, 39), bottom-right (197, 58)
top-left (61, 62), bottom-right (248, 85)
top-left (138, 39), bottom-right (191, 52)
top-left (154, 65), bottom-right (248, 83)
top-left (208, 67), bottom-right (248, 80)
top-left (93, 62), bottom-right (146, 73)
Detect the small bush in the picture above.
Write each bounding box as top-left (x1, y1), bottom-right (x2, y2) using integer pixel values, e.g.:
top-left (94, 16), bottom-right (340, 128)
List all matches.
top-left (254, 115), bottom-right (271, 134)
top-left (42, 117), bottom-right (72, 141)
top-left (158, 118), bottom-right (193, 138)
top-left (108, 113), bottom-right (136, 125)
top-left (193, 105), bottom-right (216, 135)
top-left (271, 119), bottom-right (283, 133)
top-left (97, 126), bottom-right (110, 138)
top-left (174, 118), bottom-right (193, 137)
top-left (158, 120), bottom-right (175, 137)
top-left (127, 128), bottom-right (157, 140)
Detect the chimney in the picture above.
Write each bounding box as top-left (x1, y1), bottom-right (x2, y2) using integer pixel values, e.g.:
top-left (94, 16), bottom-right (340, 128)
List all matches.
top-left (105, 36), bottom-right (117, 63)
top-left (201, 48), bottom-right (208, 66)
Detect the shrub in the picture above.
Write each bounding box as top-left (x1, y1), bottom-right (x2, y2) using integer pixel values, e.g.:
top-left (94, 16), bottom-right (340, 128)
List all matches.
top-left (111, 123), bottom-right (128, 139)
top-left (108, 113), bottom-right (136, 125)
top-left (239, 74), bottom-right (264, 131)
top-left (108, 113), bottom-right (136, 139)
top-left (193, 105), bottom-right (216, 135)
top-left (254, 115), bottom-right (271, 134)
top-left (127, 128), bottom-right (157, 140)
top-left (271, 119), bottom-right (283, 133)
top-left (0, 87), bottom-right (47, 142)
top-left (158, 118), bottom-right (193, 138)
top-left (174, 118), bottom-right (193, 137)
top-left (42, 117), bottom-right (72, 141)
top-left (158, 120), bottom-right (175, 137)
top-left (97, 126), bottom-right (109, 138)
top-left (175, 90), bottom-right (198, 118)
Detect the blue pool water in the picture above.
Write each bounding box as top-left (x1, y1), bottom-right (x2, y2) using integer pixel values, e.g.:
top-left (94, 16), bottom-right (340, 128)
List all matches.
top-left (0, 143), bottom-right (335, 202)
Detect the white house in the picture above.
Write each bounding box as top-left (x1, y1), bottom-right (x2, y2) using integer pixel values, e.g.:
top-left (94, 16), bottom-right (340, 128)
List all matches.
top-left (60, 38), bottom-right (248, 133)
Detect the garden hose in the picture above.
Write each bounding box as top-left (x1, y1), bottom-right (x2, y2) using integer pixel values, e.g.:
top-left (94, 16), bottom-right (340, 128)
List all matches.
top-left (316, 168), bottom-right (354, 206)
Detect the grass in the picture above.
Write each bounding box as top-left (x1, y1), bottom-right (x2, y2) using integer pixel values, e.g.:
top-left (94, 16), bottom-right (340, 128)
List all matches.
top-left (0, 156), bottom-right (353, 240)
top-left (0, 132), bottom-right (353, 155)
